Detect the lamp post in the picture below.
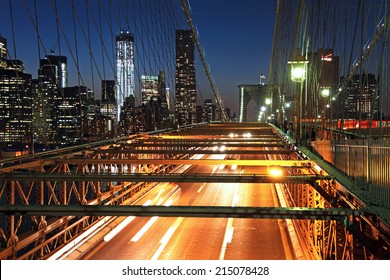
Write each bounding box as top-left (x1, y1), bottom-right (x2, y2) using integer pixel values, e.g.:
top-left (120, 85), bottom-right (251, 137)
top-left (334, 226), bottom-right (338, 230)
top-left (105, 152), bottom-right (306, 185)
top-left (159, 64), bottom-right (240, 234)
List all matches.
top-left (265, 98), bottom-right (271, 122)
top-left (321, 87), bottom-right (330, 139)
top-left (288, 53), bottom-right (308, 146)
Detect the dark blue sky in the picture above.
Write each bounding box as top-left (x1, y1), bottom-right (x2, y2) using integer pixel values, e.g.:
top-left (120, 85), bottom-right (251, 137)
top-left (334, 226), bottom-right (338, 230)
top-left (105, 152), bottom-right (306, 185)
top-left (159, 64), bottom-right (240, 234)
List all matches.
top-left (187, 0), bottom-right (277, 113)
top-left (0, 0), bottom-right (277, 115)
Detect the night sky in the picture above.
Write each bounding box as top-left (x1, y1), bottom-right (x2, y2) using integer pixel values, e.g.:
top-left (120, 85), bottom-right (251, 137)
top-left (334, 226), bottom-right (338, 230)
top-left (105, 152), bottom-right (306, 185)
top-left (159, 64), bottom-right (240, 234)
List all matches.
top-left (186, 0), bottom-right (276, 114)
top-left (0, 0), bottom-right (277, 116)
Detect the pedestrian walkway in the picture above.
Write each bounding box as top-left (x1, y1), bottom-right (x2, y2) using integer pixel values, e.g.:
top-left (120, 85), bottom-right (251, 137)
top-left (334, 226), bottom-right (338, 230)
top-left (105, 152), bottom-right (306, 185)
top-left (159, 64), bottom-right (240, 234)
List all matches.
top-left (299, 146), bottom-right (390, 226)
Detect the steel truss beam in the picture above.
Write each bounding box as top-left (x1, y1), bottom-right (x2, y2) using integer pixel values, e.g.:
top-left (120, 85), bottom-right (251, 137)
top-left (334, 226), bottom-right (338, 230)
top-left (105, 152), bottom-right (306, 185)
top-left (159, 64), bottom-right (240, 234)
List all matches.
top-left (0, 205), bottom-right (362, 220)
top-left (100, 149), bottom-right (294, 154)
top-left (283, 178), bottom-right (390, 260)
top-left (53, 159), bottom-right (312, 166)
top-left (123, 143), bottom-right (287, 148)
top-left (0, 173), bottom-right (331, 184)
top-left (139, 137), bottom-right (282, 142)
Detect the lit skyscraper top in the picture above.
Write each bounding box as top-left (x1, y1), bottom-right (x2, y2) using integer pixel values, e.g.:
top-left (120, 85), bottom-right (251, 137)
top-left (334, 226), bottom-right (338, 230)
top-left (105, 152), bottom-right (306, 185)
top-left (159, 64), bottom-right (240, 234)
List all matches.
top-left (0, 35), bottom-right (7, 69)
top-left (115, 30), bottom-right (135, 122)
top-left (175, 30), bottom-right (196, 125)
top-left (141, 75), bottom-right (158, 104)
top-left (39, 55), bottom-right (68, 88)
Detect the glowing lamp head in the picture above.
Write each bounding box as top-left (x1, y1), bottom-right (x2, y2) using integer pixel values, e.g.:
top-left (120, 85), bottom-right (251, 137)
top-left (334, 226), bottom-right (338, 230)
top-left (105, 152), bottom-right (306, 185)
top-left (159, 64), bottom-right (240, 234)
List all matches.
top-left (288, 59), bottom-right (308, 83)
top-left (321, 88), bottom-right (330, 97)
top-left (268, 167), bottom-right (283, 177)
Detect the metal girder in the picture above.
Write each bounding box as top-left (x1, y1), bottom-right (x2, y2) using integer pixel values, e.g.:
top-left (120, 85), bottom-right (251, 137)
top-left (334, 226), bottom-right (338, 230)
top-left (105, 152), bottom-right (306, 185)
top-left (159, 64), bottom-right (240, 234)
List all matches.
top-left (114, 143), bottom-right (287, 147)
top-left (0, 204), bottom-right (362, 220)
top-left (0, 173), bottom-right (331, 183)
top-left (53, 159), bottom-right (313, 166)
top-left (99, 149), bottom-right (294, 154)
top-left (139, 137), bottom-right (282, 142)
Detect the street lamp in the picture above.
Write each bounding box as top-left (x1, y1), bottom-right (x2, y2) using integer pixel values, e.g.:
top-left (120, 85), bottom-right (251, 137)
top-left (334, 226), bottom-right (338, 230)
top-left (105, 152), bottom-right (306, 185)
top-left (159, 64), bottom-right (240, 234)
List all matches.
top-left (321, 87), bottom-right (330, 139)
top-left (288, 53), bottom-right (308, 145)
top-left (321, 88), bottom-right (330, 97)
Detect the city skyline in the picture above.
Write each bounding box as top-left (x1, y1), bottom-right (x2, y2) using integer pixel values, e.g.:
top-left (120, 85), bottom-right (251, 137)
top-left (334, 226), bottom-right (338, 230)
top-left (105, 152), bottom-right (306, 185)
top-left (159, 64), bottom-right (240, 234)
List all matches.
top-left (0, 0), bottom-right (277, 115)
top-left (0, 0), bottom-right (387, 120)
top-left (1, 0), bottom-right (390, 265)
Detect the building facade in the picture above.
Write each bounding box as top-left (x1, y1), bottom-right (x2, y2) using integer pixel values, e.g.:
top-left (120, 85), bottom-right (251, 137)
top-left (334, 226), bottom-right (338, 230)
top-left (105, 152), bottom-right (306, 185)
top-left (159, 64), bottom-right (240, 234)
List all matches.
top-left (305, 49), bottom-right (340, 120)
top-left (175, 30), bottom-right (196, 125)
top-left (141, 75), bottom-right (159, 104)
top-left (0, 35), bottom-right (7, 69)
top-left (116, 30), bottom-right (135, 122)
top-left (340, 73), bottom-right (378, 120)
top-left (101, 79), bottom-right (116, 133)
top-left (39, 54), bottom-right (68, 88)
top-left (0, 61), bottom-right (32, 145)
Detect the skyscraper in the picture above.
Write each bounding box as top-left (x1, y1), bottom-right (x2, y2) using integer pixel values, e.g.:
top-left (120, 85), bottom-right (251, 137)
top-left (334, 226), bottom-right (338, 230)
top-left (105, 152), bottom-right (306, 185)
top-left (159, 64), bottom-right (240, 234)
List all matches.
top-left (141, 75), bottom-right (158, 104)
top-left (0, 61), bottom-right (32, 144)
top-left (158, 71), bottom-right (170, 124)
top-left (32, 66), bottom-right (58, 145)
top-left (0, 34), bottom-right (7, 69)
top-left (305, 49), bottom-right (339, 119)
top-left (116, 30), bottom-right (135, 122)
top-left (39, 55), bottom-right (68, 88)
top-left (175, 30), bottom-right (196, 125)
top-left (101, 80), bottom-right (116, 121)
top-left (340, 73), bottom-right (378, 120)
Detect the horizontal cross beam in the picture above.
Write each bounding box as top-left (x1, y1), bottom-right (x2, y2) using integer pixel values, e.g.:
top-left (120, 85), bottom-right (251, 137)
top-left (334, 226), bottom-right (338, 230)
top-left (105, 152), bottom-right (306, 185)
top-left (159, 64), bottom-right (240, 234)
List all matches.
top-left (0, 205), bottom-right (362, 220)
top-left (100, 149), bottom-right (293, 154)
top-left (54, 159), bottom-right (313, 166)
top-left (0, 173), bottom-right (331, 183)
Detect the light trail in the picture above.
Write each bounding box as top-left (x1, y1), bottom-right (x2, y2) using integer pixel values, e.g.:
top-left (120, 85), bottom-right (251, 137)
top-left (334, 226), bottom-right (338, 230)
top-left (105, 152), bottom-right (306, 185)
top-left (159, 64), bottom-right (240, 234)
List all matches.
top-left (219, 183), bottom-right (239, 260)
top-left (151, 217), bottom-right (184, 260)
top-left (104, 216), bottom-right (135, 242)
top-left (130, 216), bottom-right (159, 242)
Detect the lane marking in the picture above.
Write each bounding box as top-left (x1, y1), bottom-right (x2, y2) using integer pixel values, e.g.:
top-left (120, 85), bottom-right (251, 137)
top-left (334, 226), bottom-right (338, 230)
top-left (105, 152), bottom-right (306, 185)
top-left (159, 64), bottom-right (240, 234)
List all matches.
top-left (104, 216), bottom-right (135, 242)
top-left (130, 216), bottom-right (159, 242)
top-left (219, 184), bottom-right (239, 260)
top-left (151, 217), bottom-right (183, 260)
top-left (197, 183), bottom-right (206, 193)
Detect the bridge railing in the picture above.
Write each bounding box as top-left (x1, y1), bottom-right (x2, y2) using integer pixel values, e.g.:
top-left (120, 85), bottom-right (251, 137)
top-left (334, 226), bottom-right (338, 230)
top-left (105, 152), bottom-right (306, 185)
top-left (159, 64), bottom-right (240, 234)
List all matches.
top-left (312, 139), bottom-right (390, 206)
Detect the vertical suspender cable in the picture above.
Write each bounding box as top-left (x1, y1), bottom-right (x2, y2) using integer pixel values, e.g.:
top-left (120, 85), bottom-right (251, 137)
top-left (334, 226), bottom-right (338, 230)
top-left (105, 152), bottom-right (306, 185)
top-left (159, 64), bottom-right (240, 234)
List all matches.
top-left (181, 0), bottom-right (228, 122)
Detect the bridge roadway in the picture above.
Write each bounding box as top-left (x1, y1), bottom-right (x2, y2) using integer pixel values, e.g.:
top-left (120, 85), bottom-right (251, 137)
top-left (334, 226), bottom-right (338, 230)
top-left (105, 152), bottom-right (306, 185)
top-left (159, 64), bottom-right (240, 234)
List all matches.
top-left (83, 154), bottom-right (294, 260)
top-left (1, 122), bottom-right (389, 260)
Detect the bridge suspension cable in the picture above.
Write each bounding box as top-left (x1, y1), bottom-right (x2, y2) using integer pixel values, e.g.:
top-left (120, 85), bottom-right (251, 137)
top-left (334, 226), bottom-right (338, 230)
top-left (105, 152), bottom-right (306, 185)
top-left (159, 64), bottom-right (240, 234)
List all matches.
top-left (2, 0), bottom-right (189, 148)
top-left (269, 0), bottom-right (389, 138)
top-left (181, 0), bottom-right (229, 122)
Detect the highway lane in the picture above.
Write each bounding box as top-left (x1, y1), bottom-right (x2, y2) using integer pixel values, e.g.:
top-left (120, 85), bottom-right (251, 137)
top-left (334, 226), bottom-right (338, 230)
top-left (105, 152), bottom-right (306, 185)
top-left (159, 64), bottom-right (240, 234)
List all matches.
top-left (85, 152), bottom-right (294, 260)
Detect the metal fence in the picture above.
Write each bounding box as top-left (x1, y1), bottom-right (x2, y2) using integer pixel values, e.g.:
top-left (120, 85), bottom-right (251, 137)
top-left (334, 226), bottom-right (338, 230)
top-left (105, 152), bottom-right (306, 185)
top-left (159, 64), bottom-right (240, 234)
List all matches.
top-left (312, 140), bottom-right (390, 206)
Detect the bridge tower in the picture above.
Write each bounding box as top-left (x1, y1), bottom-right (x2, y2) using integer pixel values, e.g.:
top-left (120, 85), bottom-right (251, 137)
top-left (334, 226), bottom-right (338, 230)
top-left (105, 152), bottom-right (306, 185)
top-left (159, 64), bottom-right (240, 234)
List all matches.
top-left (238, 84), bottom-right (279, 123)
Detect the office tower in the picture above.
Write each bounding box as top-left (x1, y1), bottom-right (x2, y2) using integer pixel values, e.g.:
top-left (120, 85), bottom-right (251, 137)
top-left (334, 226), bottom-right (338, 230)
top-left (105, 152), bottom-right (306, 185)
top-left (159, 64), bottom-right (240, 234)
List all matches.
top-left (101, 80), bottom-right (116, 122)
top-left (340, 73), bottom-right (378, 120)
top-left (158, 71), bottom-right (170, 124)
top-left (39, 54), bottom-right (68, 88)
top-left (175, 30), bottom-right (196, 125)
top-left (57, 87), bottom-right (80, 145)
top-left (32, 54), bottom-right (69, 145)
top-left (0, 60), bottom-right (32, 144)
top-left (204, 98), bottom-right (215, 122)
top-left (141, 75), bottom-right (158, 104)
top-left (196, 105), bottom-right (203, 123)
top-left (32, 74), bottom-right (57, 145)
top-left (116, 30), bottom-right (135, 122)
top-left (306, 49), bottom-right (340, 119)
top-left (0, 34), bottom-right (7, 69)
top-left (165, 87), bottom-right (171, 112)
top-left (120, 95), bottom-right (136, 134)
top-left (57, 86), bottom-right (95, 145)
top-left (78, 86), bottom-right (96, 142)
